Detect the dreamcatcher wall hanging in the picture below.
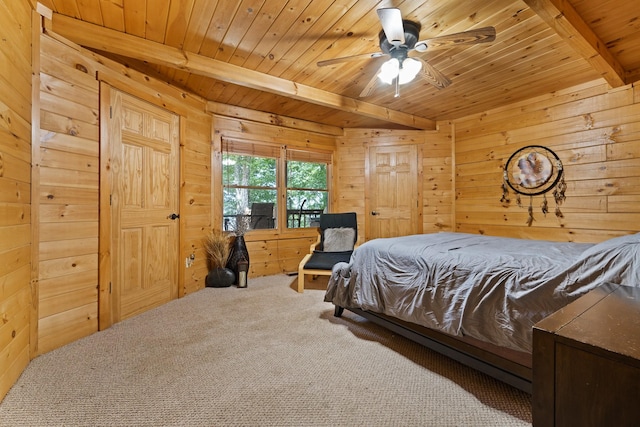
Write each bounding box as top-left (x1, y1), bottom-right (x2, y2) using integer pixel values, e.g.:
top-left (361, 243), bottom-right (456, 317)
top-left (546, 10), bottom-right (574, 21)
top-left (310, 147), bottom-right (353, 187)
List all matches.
top-left (500, 145), bottom-right (566, 226)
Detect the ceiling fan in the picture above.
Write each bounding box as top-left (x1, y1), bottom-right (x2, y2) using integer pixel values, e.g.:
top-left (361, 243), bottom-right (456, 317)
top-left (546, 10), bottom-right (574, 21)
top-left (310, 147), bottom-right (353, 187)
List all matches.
top-left (317, 8), bottom-right (496, 97)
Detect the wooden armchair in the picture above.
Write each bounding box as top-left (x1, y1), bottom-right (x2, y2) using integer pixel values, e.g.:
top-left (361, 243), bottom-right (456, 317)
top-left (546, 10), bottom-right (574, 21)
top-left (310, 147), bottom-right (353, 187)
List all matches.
top-left (297, 212), bottom-right (357, 292)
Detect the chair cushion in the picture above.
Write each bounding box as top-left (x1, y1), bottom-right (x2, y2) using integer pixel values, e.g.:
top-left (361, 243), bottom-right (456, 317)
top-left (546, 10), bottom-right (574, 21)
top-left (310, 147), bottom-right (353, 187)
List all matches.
top-left (303, 250), bottom-right (353, 270)
top-left (323, 227), bottom-right (355, 252)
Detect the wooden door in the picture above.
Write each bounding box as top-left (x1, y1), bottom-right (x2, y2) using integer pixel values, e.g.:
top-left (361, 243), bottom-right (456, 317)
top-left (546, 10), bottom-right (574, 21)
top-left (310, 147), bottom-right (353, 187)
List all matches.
top-left (368, 144), bottom-right (421, 239)
top-left (109, 89), bottom-right (180, 322)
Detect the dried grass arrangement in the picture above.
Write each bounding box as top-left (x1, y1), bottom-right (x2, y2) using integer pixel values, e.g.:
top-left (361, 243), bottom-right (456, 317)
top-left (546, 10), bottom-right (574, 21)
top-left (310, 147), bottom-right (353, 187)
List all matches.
top-left (204, 229), bottom-right (231, 271)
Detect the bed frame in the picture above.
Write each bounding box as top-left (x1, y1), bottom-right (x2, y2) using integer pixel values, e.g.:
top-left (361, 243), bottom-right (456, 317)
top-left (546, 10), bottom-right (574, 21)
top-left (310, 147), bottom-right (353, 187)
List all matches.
top-left (333, 305), bottom-right (533, 393)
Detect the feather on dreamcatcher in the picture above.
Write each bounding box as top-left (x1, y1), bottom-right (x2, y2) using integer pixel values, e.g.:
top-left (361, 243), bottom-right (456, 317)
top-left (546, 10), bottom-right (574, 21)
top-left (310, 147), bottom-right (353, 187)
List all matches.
top-left (500, 145), bottom-right (566, 226)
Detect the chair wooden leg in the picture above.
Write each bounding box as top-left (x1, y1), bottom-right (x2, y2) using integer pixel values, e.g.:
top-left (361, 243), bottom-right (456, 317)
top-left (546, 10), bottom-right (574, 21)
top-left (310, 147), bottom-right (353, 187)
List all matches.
top-left (297, 272), bottom-right (305, 293)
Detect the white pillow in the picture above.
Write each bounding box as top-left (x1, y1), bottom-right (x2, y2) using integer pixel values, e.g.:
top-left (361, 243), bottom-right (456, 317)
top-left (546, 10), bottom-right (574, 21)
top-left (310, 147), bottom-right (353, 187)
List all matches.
top-left (323, 227), bottom-right (355, 252)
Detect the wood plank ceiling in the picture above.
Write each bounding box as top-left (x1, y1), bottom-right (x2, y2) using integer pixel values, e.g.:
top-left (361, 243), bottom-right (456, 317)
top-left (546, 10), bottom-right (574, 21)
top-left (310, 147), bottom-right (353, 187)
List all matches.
top-left (39, 0), bottom-right (640, 130)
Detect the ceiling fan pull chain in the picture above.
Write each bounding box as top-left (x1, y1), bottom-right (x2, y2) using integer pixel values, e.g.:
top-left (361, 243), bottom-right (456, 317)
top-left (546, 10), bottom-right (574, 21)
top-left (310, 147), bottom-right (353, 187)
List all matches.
top-left (395, 77), bottom-right (400, 97)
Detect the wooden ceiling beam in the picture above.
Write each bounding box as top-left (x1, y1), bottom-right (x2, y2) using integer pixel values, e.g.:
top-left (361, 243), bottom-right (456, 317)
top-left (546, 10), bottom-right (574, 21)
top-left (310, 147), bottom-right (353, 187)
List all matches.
top-left (50, 13), bottom-right (435, 130)
top-left (523, 0), bottom-right (626, 88)
top-left (207, 102), bottom-right (345, 136)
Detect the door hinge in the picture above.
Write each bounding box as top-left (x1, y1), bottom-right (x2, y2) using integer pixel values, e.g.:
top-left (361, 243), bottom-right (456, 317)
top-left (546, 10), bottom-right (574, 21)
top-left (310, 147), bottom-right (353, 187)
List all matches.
top-left (110, 194), bottom-right (112, 205)
top-left (110, 106), bottom-right (112, 119)
top-left (109, 282), bottom-right (112, 293)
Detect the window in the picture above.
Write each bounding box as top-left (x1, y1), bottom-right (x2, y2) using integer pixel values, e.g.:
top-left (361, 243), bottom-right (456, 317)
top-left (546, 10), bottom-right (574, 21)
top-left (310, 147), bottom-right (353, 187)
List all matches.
top-left (286, 160), bottom-right (327, 228)
top-left (222, 139), bottom-right (331, 231)
top-left (222, 140), bottom-right (278, 232)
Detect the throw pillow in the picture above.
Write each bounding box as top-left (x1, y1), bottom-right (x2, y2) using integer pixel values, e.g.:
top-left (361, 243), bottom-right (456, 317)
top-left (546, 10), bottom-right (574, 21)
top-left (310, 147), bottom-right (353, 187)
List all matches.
top-left (323, 227), bottom-right (355, 252)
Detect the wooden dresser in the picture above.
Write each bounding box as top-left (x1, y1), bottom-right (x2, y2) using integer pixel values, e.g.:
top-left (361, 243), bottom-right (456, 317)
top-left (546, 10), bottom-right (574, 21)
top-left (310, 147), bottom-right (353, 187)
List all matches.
top-left (532, 283), bottom-right (640, 427)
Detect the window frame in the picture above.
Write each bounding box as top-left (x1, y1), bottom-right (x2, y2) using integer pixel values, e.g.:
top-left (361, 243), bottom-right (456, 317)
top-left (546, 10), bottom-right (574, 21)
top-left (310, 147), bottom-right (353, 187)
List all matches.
top-left (221, 138), bottom-right (332, 236)
top-left (282, 149), bottom-right (332, 231)
top-left (222, 154), bottom-right (278, 233)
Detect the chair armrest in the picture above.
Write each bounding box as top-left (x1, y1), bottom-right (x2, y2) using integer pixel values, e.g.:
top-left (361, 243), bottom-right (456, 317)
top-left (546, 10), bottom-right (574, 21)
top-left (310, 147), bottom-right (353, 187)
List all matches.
top-left (309, 235), bottom-right (321, 252)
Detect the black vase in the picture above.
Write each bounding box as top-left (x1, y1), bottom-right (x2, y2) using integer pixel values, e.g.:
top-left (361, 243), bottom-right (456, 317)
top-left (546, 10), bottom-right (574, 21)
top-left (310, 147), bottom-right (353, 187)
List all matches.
top-left (226, 235), bottom-right (250, 285)
top-left (206, 267), bottom-right (235, 288)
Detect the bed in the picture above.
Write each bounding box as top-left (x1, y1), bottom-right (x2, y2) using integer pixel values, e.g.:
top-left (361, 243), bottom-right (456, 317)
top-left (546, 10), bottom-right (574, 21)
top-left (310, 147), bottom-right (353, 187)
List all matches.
top-left (324, 231), bottom-right (640, 392)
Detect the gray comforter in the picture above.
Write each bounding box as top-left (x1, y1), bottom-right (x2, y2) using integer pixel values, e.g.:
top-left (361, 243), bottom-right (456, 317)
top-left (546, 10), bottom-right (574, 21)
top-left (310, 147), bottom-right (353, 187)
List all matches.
top-left (325, 232), bottom-right (640, 353)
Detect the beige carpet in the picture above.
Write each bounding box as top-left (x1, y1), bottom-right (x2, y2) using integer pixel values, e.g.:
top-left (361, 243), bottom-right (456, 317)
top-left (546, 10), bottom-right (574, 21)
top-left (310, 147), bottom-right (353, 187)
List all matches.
top-left (0, 274), bottom-right (532, 426)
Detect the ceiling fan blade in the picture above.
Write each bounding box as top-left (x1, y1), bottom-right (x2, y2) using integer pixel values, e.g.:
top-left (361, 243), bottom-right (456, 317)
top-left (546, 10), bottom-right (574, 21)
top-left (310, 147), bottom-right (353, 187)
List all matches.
top-left (359, 72), bottom-right (381, 98)
top-left (377, 8), bottom-right (405, 47)
top-left (317, 52), bottom-right (386, 67)
top-left (414, 27), bottom-right (496, 52)
top-left (417, 58), bottom-right (451, 89)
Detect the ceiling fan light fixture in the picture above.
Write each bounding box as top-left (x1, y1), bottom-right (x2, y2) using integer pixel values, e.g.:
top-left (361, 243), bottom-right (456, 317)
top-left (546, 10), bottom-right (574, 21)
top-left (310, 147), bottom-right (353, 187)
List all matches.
top-left (378, 58), bottom-right (400, 84)
top-left (378, 57), bottom-right (422, 85)
top-left (399, 57), bottom-right (422, 84)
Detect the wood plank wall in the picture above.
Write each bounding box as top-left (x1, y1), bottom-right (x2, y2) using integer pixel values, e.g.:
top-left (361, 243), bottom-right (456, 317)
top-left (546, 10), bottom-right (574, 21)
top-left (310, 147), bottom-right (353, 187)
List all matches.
top-left (33, 27), bottom-right (212, 353)
top-left (181, 109), bottom-right (213, 295)
top-left (0, 0), bottom-right (33, 402)
top-left (211, 111), bottom-right (338, 277)
top-left (337, 127), bottom-right (454, 237)
top-left (37, 32), bottom-right (100, 355)
top-left (454, 79), bottom-right (640, 242)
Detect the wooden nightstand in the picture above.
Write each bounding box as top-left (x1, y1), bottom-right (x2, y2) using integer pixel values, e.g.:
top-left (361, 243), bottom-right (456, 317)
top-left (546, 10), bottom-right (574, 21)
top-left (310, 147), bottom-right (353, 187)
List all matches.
top-left (532, 283), bottom-right (640, 427)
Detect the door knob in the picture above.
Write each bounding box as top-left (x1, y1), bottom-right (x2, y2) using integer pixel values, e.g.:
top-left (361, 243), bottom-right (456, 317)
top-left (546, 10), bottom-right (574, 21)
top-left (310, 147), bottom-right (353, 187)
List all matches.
top-left (371, 211), bottom-right (378, 216)
top-left (167, 213), bottom-right (180, 220)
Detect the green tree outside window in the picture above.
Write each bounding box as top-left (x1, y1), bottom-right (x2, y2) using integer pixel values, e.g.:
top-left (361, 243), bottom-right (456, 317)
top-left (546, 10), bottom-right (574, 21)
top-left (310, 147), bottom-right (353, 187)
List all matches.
top-left (286, 161), bottom-right (327, 228)
top-left (222, 150), bottom-right (329, 231)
